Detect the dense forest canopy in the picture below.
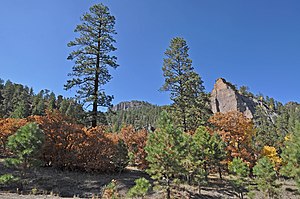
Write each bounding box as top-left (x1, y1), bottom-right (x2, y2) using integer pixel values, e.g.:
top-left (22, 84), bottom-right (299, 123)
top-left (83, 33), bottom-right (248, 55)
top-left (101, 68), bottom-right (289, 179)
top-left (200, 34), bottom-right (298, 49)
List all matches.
top-left (1, 77), bottom-right (299, 136)
top-left (0, 79), bottom-right (85, 123)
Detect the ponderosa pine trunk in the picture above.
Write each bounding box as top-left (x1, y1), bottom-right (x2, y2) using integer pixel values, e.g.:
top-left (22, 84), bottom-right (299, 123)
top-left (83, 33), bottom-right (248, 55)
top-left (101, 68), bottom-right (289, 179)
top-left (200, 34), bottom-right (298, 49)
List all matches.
top-left (92, 30), bottom-right (101, 128)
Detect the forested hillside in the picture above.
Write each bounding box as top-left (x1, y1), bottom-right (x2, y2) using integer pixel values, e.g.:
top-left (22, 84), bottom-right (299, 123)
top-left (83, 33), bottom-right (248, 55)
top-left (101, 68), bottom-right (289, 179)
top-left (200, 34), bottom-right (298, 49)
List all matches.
top-left (107, 101), bottom-right (163, 131)
top-left (1, 78), bottom-right (298, 136)
top-left (0, 79), bottom-right (85, 123)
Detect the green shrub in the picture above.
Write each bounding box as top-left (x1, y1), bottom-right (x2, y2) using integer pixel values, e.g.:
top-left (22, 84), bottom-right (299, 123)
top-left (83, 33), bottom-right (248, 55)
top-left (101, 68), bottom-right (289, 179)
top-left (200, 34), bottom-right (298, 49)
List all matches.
top-left (127, 177), bottom-right (151, 198)
top-left (0, 174), bottom-right (19, 184)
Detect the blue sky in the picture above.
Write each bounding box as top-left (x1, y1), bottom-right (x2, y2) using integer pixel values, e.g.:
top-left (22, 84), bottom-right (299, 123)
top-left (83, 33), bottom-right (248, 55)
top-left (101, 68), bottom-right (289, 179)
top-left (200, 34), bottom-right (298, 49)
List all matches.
top-left (0, 0), bottom-right (299, 106)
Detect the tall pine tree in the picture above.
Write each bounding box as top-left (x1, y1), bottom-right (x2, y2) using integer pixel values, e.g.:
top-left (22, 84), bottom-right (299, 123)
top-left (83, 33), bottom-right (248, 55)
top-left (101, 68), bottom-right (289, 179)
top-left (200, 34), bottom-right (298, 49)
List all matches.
top-left (161, 37), bottom-right (210, 131)
top-left (65, 3), bottom-right (118, 127)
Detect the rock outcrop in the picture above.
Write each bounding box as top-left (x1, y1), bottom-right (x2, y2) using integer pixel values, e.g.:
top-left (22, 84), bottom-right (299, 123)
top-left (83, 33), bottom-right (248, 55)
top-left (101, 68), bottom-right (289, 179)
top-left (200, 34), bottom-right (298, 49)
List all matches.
top-left (111, 100), bottom-right (153, 112)
top-left (210, 78), bottom-right (257, 119)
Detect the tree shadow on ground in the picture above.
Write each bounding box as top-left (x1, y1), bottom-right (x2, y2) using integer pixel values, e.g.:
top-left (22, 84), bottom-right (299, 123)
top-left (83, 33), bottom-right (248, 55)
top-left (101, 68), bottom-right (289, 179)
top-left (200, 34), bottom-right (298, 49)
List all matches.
top-left (1, 159), bottom-right (241, 198)
top-left (0, 160), bottom-right (151, 198)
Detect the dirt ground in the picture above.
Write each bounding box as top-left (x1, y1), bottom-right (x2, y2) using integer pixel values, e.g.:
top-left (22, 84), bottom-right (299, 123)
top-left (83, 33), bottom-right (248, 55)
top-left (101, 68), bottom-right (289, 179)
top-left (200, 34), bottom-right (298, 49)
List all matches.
top-left (0, 158), bottom-right (299, 199)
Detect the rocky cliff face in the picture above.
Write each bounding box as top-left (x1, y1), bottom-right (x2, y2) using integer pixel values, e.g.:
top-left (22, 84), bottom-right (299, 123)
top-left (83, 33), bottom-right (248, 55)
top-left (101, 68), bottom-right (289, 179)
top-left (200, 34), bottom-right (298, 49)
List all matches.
top-left (210, 78), bottom-right (257, 119)
top-left (111, 100), bottom-right (153, 112)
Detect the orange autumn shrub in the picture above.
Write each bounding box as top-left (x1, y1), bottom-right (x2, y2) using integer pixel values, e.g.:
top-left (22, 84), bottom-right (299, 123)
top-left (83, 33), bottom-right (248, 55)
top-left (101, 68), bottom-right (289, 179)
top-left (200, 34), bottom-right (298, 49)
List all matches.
top-left (29, 110), bottom-right (128, 172)
top-left (120, 125), bottom-right (148, 169)
top-left (77, 127), bottom-right (128, 172)
top-left (29, 111), bottom-right (84, 169)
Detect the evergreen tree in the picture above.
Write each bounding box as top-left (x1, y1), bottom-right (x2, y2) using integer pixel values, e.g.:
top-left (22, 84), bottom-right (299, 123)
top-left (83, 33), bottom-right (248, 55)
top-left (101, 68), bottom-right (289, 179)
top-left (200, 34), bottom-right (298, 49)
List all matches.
top-left (280, 123), bottom-right (300, 190)
top-left (190, 126), bottom-right (211, 181)
top-left (285, 102), bottom-right (300, 132)
top-left (160, 37), bottom-right (210, 132)
top-left (275, 107), bottom-right (289, 136)
top-left (58, 98), bottom-right (86, 124)
top-left (47, 92), bottom-right (56, 111)
top-left (56, 95), bottom-right (64, 109)
top-left (238, 85), bottom-right (254, 97)
top-left (65, 3), bottom-right (118, 127)
top-left (228, 158), bottom-right (250, 199)
top-left (66, 101), bottom-right (76, 117)
top-left (0, 79), bottom-right (4, 117)
top-left (145, 111), bottom-right (186, 199)
top-left (274, 102), bottom-right (300, 136)
top-left (59, 99), bottom-right (69, 114)
top-left (0, 79), bottom-right (86, 122)
top-left (209, 133), bottom-right (227, 179)
top-left (184, 127), bottom-right (226, 185)
top-left (32, 90), bottom-right (45, 115)
top-left (1, 80), bottom-right (15, 117)
top-left (181, 126), bottom-right (207, 192)
top-left (11, 101), bottom-right (28, 119)
top-left (6, 123), bottom-right (44, 170)
top-left (254, 105), bottom-right (279, 150)
top-left (252, 157), bottom-right (278, 198)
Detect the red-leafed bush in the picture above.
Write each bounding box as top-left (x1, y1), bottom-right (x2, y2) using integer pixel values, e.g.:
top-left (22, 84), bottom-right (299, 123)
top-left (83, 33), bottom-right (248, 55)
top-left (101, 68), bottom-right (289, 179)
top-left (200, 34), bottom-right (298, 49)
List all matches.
top-left (29, 111), bottom-right (128, 172)
top-left (120, 125), bottom-right (148, 169)
top-left (77, 127), bottom-right (128, 172)
top-left (209, 111), bottom-right (256, 167)
top-left (29, 111), bottom-right (85, 169)
top-left (1, 111), bottom-right (128, 172)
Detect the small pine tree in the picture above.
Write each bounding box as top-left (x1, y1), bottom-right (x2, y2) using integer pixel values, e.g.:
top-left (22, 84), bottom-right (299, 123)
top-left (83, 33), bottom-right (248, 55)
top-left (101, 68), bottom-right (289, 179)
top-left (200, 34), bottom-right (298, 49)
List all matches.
top-left (228, 158), bottom-right (250, 199)
top-left (209, 133), bottom-right (227, 179)
top-left (127, 177), bottom-right (151, 198)
top-left (182, 129), bottom-right (206, 193)
top-left (183, 127), bottom-right (226, 186)
top-left (252, 157), bottom-right (278, 198)
top-left (112, 139), bottom-right (129, 173)
top-left (145, 111), bottom-right (186, 199)
top-left (6, 123), bottom-right (45, 170)
top-left (188, 126), bottom-right (211, 182)
top-left (280, 123), bottom-right (300, 191)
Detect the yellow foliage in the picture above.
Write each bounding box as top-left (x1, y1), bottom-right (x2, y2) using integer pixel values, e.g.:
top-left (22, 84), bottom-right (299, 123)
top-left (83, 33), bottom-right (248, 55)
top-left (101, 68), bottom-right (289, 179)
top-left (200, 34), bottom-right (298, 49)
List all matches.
top-left (284, 134), bottom-right (291, 141)
top-left (262, 146), bottom-right (282, 166)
